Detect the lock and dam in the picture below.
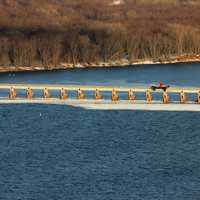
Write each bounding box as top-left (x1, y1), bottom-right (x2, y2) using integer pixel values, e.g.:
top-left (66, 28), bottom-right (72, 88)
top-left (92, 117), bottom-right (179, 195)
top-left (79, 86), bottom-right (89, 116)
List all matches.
top-left (0, 83), bottom-right (200, 111)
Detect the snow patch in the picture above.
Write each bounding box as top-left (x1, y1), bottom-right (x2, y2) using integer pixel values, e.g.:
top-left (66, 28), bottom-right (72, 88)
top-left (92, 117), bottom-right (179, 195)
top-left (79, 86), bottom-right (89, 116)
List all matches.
top-left (110, 0), bottom-right (124, 6)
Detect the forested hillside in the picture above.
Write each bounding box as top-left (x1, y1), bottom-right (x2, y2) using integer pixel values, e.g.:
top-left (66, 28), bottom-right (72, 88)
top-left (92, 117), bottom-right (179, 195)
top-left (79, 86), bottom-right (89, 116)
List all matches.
top-left (0, 0), bottom-right (200, 68)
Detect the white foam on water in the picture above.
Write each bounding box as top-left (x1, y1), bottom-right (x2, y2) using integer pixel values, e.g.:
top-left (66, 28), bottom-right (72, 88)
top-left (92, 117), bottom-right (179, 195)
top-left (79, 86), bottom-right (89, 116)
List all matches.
top-left (0, 98), bottom-right (200, 112)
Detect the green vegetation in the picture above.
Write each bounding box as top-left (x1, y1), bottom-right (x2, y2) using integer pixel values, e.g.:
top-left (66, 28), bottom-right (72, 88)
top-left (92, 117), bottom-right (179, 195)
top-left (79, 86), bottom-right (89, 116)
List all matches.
top-left (0, 0), bottom-right (200, 68)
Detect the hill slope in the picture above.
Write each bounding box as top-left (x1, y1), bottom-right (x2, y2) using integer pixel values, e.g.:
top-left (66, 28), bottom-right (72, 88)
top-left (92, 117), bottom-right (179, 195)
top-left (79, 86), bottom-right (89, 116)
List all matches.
top-left (0, 0), bottom-right (200, 68)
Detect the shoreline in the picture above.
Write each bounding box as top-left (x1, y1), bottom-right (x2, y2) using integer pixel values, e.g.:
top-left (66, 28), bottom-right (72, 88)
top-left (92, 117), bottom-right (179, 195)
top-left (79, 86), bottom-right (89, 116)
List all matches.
top-left (0, 56), bottom-right (200, 73)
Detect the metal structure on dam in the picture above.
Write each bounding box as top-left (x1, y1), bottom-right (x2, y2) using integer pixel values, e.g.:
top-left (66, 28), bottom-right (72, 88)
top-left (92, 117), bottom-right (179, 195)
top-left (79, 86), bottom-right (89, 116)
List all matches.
top-left (0, 84), bottom-right (200, 104)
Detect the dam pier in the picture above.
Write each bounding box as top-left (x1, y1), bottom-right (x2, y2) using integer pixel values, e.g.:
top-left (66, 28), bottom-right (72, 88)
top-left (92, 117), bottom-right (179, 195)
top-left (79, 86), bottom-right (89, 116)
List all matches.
top-left (0, 84), bottom-right (200, 104)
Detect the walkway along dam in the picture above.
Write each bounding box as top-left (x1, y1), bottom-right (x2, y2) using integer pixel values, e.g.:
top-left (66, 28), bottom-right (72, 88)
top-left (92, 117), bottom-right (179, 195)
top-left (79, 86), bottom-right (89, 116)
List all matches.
top-left (1, 84), bottom-right (200, 111)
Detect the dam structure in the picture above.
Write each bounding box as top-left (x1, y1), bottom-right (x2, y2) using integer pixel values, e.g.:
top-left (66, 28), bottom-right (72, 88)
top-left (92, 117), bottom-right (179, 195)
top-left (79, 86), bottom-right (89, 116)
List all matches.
top-left (0, 83), bottom-right (200, 111)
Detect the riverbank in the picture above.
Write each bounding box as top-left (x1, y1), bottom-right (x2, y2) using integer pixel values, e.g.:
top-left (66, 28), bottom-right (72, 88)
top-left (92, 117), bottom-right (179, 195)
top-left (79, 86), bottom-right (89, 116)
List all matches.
top-left (0, 55), bottom-right (200, 73)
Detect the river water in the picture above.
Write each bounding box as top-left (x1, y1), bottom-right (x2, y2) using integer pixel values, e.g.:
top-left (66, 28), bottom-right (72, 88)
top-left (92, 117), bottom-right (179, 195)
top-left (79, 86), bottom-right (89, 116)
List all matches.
top-left (0, 63), bottom-right (200, 199)
top-left (0, 63), bottom-right (200, 87)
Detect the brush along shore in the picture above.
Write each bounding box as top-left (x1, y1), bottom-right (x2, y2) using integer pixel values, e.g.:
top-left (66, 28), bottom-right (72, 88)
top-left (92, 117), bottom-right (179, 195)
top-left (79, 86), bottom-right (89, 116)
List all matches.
top-left (0, 55), bottom-right (200, 73)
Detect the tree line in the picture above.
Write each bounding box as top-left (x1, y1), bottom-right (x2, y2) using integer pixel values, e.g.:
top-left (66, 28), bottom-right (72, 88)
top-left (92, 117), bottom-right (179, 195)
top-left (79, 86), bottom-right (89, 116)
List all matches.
top-left (0, 0), bottom-right (200, 67)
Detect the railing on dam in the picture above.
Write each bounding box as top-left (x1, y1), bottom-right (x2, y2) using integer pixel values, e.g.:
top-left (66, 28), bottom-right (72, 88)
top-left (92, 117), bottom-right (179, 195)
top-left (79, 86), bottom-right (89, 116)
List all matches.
top-left (0, 84), bottom-right (200, 104)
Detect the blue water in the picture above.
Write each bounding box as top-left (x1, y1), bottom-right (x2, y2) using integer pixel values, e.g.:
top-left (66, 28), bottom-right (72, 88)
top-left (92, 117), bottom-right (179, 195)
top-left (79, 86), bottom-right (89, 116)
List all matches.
top-left (0, 63), bottom-right (200, 199)
top-left (0, 63), bottom-right (200, 87)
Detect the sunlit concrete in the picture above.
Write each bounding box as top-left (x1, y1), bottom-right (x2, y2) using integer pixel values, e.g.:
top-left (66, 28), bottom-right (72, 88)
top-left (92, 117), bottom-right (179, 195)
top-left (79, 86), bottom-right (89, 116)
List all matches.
top-left (0, 98), bottom-right (200, 111)
top-left (0, 83), bottom-right (199, 93)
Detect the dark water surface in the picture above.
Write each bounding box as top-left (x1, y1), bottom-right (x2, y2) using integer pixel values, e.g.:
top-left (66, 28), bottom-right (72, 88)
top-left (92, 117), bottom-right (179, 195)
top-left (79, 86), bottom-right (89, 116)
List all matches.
top-left (0, 105), bottom-right (200, 200)
top-left (0, 63), bottom-right (200, 86)
top-left (0, 63), bottom-right (200, 199)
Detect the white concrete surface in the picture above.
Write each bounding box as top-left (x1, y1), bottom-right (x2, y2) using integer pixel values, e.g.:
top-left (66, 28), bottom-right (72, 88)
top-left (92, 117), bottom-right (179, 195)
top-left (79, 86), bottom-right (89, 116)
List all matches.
top-left (0, 98), bottom-right (200, 112)
top-left (0, 83), bottom-right (199, 93)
